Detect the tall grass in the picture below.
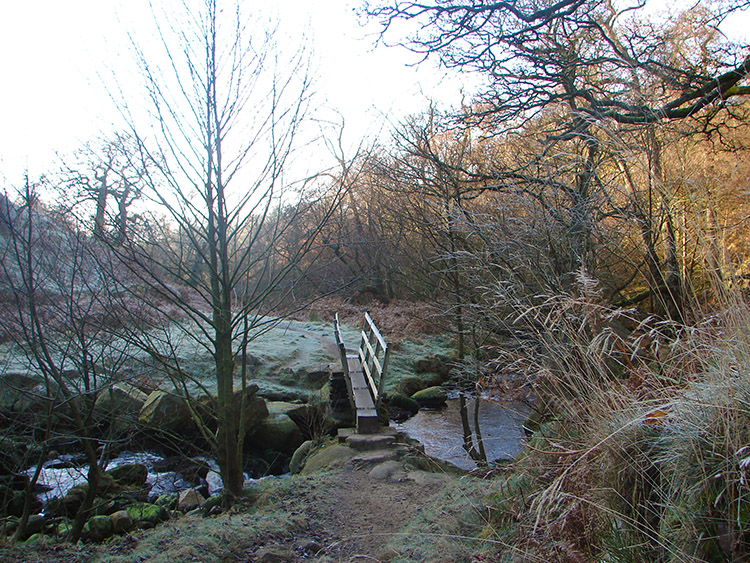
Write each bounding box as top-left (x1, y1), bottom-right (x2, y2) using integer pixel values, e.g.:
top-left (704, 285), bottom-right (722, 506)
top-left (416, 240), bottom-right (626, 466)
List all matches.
top-left (481, 271), bottom-right (750, 561)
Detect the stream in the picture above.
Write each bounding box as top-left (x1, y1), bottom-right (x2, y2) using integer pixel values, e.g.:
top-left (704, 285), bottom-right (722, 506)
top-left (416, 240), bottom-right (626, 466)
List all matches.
top-left (27, 451), bottom-right (228, 507)
top-left (27, 396), bottom-right (530, 507)
top-left (395, 396), bottom-right (531, 470)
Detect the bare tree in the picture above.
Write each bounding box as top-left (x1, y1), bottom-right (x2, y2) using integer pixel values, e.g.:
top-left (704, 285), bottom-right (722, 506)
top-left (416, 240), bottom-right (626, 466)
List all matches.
top-left (114, 0), bottom-right (342, 497)
top-left (62, 133), bottom-right (148, 245)
top-left (368, 0), bottom-right (750, 133)
top-left (0, 178), bottom-right (134, 541)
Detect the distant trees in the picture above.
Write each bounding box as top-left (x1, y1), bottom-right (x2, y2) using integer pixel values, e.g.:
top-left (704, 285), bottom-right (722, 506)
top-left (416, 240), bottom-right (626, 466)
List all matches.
top-left (367, 0), bottom-right (750, 320)
top-left (369, 0), bottom-right (750, 131)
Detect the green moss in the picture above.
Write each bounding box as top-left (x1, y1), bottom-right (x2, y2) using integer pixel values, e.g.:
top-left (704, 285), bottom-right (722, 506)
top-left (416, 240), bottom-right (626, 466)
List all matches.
top-left (125, 502), bottom-right (169, 529)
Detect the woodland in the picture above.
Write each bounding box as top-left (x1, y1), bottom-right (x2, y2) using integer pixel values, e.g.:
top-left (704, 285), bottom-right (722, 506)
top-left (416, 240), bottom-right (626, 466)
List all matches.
top-left (2, 0), bottom-right (750, 560)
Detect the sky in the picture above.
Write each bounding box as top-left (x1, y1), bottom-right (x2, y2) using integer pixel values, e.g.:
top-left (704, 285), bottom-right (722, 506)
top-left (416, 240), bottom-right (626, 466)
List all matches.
top-left (0, 0), bottom-right (472, 184)
top-left (0, 1), bottom-right (748, 185)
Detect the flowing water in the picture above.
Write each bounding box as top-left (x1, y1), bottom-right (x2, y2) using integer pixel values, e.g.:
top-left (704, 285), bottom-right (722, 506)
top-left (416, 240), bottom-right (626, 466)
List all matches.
top-left (27, 451), bottom-right (229, 507)
top-left (395, 396), bottom-right (530, 470)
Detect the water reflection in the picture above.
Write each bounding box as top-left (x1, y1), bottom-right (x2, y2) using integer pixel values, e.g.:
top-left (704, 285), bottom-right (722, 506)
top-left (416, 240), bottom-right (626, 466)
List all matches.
top-left (395, 397), bottom-right (530, 470)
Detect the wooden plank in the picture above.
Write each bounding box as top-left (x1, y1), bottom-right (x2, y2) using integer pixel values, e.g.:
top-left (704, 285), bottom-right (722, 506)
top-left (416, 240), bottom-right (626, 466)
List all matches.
top-left (377, 346), bottom-right (391, 402)
top-left (352, 387), bottom-right (376, 410)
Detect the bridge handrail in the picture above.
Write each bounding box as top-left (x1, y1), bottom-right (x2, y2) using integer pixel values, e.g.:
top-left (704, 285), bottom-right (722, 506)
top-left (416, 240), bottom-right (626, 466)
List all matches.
top-left (334, 311), bottom-right (390, 408)
top-left (358, 311), bottom-right (390, 406)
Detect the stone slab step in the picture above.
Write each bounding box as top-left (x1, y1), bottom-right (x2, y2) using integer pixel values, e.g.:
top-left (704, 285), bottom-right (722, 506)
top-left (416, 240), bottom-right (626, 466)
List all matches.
top-left (346, 433), bottom-right (397, 451)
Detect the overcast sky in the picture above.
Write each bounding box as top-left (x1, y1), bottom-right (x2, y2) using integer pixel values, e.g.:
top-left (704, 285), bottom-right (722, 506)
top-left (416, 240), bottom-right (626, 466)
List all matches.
top-left (0, 1), bottom-right (747, 184)
top-left (0, 0), bottom-right (473, 183)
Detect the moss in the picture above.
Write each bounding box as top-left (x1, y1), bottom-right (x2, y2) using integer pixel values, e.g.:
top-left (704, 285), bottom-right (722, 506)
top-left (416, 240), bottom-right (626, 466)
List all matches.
top-left (300, 444), bottom-right (353, 474)
top-left (125, 502), bottom-right (169, 529)
top-left (84, 515), bottom-right (114, 542)
top-left (411, 386), bottom-right (447, 408)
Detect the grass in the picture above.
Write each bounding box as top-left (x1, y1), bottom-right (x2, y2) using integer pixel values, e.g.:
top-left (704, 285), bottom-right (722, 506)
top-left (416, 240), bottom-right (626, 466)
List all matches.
top-left (0, 474), bottom-right (329, 563)
top-left (463, 274), bottom-right (750, 562)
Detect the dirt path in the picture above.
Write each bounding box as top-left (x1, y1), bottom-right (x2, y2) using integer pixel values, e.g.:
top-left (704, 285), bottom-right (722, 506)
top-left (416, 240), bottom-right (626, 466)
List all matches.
top-left (247, 432), bottom-right (453, 562)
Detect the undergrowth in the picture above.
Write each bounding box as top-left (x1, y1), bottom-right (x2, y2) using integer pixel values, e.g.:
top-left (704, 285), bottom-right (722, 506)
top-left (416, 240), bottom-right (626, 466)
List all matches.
top-left (475, 274), bottom-right (750, 562)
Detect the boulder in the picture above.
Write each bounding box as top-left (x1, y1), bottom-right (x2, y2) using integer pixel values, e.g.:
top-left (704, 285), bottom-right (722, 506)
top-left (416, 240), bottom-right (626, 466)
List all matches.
top-left (84, 515), bottom-right (113, 542)
top-left (125, 502), bottom-right (169, 529)
top-left (411, 386), bottom-right (447, 408)
top-left (246, 413), bottom-right (304, 454)
top-left (198, 385), bottom-right (268, 435)
top-left (138, 390), bottom-right (193, 433)
top-left (0, 473), bottom-right (41, 517)
top-left (0, 373), bottom-right (42, 414)
top-left (386, 393), bottom-right (420, 415)
top-left (398, 374), bottom-right (446, 397)
top-left (300, 444), bottom-right (354, 475)
top-left (110, 510), bottom-right (133, 534)
top-left (177, 488), bottom-right (206, 512)
top-left (95, 383), bottom-right (147, 416)
top-left (255, 547), bottom-right (293, 563)
top-left (21, 514), bottom-right (46, 539)
top-left (234, 385), bottom-right (268, 434)
top-left (54, 484), bottom-right (88, 517)
top-left (414, 355), bottom-right (453, 377)
top-left (0, 437), bottom-right (24, 475)
top-left (107, 463), bottom-right (148, 487)
top-left (94, 384), bottom-right (148, 432)
top-left (265, 401), bottom-right (313, 427)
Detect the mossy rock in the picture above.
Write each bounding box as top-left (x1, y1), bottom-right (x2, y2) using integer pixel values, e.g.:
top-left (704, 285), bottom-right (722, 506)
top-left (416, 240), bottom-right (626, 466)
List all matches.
top-left (107, 463), bottom-right (148, 487)
top-left (84, 515), bottom-right (113, 542)
top-left (411, 386), bottom-right (447, 408)
top-left (300, 444), bottom-right (354, 475)
top-left (125, 502), bottom-right (169, 529)
top-left (110, 510), bottom-right (133, 534)
top-left (52, 518), bottom-right (72, 539)
top-left (386, 393), bottom-right (420, 415)
top-left (398, 374), bottom-right (447, 397)
top-left (290, 440), bottom-right (314, 475)
top-left (21, 532), bottom-right (49, 546)
top-left (153, 493), bottom-right (178, 510)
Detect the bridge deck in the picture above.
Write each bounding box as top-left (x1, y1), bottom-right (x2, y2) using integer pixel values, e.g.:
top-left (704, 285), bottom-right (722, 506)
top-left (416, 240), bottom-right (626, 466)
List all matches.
top-left (344, 354), bottom-right (379, 434)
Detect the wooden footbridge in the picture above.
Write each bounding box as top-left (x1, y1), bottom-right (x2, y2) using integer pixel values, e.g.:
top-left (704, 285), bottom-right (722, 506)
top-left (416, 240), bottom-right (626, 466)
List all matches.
top-left (334, 312), bottom-right (391, 434)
